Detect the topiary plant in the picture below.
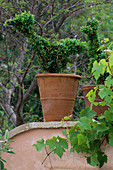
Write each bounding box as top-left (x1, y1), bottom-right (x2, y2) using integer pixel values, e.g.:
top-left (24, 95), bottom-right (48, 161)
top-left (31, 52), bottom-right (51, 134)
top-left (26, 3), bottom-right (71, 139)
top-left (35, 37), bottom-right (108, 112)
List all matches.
top-left (81, 18), bottom-right (109, 84)
top-left (4, 11), bottom-right (87, 73)
top-left (33, 49), bottom-right (113, 168)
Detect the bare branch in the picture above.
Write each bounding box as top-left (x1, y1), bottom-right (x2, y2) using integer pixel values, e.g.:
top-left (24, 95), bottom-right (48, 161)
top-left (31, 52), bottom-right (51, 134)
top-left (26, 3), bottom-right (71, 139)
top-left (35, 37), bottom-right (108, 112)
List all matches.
top-left (55, 14), bottom-right (68, 33)
top-left (0, 102), bottom-right (16, 126)
top-left (70, 1), bottom-right (110, 15)
top-left (0, 82), bottom-right (8, 94)
top-left (5, 34), bottom-right (10, 82)
top-left (42, 147), bottom-right (54, 165)
top-left (21, 51), bottom-right (36, 84)
top-left (55, 0), bottom-right (111, 32)
top-left (34, 20), bottom-right (43, 36)
top-left (16, 82), bottom-right (24, 126)
top-left (51, 0), bottom-right (56, 33)
top-left (10, 42), bottom-right (27, 91)
top-left (67, 2), bottom-right (83, 11)
top-left (23, 77), bottom-right (37, 103)
top-left (43, 12), bottom-right (62, 33)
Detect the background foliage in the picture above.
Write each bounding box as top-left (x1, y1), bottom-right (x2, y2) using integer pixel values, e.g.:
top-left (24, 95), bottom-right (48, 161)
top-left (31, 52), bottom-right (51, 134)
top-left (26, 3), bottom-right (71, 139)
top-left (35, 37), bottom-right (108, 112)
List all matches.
top-left (0, 0), bottom-right (113, 132)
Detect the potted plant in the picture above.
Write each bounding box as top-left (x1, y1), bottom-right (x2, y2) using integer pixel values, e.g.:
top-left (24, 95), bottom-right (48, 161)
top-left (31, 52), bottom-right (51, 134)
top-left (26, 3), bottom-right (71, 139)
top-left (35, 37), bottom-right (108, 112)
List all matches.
top-left (4, 11), bottom-right (87, 122)
top-left (33, 53), bottom-right (113, 168)
top-left (81, 18), bottom-right (109, 118)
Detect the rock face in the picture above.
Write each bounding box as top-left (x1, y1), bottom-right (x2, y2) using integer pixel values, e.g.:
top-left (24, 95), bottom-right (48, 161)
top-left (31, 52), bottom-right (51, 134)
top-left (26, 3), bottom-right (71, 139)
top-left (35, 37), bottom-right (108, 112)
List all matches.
top-left (2, 122), bottom-right (113, 170)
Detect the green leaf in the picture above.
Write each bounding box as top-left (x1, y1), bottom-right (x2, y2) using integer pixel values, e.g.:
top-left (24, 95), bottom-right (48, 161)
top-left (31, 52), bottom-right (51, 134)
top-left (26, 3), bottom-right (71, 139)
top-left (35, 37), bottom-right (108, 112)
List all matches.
top-left (93, 102), bottom-right (99, 106)
top-left (98, 101), bottom-right (106, 106)
top-left (46, 137), bottom-right (57, 151)
top-left (54, 146), bottom-right (65, 158)
top-left (105, 75), bottom-right (113, 88)
top-left (5, 130), bottom-right (8, 141)
top-left (104, 38), bottom-right (109, 43)
top-left (92, 59), bottom-right (108, 80)
top-left (0, 160), bottom-right (5, 170)
top-left (62, 130), bottom-right (66, 136)
top-left (77, 134), bottom-right (85, 145)
top-left (33, 139), bottom-right (45, 152)
top-left (109, 55), bottom-right (113, 73)
top-left (70, 136), bottom-right (78, 147)
top-left (57, 136), bottom-right (68, 149)
top-left (46, 136), bottom-right (68, 158)
top-left (80, 107), bottom-right (96, 119)
top-left (70, 136), bottom-right (81, 153)
top-left (109, 128), bottom-right (113, 146)
top-left (97, 151), bottom-right (107, 168)
top-left (86, 89), bottom-right (96, 103)
top-left (97, 123), bottom-right (109, 133)
top-left (91, 119), bottom-right (98, 127)
top-left (104, 110), bottom-right (113, 122)
top-left (105, 95), bottom-right (112, 104)
top-left (98, 86), bottom-right (106, 99)
top-left (91, 153), bottom-right (99, 166)
top-left (7, 150), bottom-right (15, 154)
top-left (87, 128), bottom-right (97, 141)
top-left (87, 153), bottom-right (99, 167)
top-left (0, 158), bottom-right (6, 163)
top-left (109, 135), bottom-right (113, 146)
top-left (77, 134), bottom-right (90, 148)
top-left (63, 115), bottom-right (72, 120)
top-left (76, 117), bottom-right (91, 132)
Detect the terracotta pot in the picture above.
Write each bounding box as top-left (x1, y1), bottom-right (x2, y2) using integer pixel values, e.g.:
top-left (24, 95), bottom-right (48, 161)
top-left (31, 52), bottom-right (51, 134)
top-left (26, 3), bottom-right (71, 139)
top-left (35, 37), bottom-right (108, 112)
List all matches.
top-left (82, 85), bottom-right (109, 118)
top-left (35, 74), bottom-right (81, 122)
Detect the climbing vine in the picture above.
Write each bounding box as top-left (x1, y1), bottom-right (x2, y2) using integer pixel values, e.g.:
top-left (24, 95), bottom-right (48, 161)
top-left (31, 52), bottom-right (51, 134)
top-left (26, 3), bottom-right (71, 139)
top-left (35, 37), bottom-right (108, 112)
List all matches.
top-left (33, 50), bottom-right (113, 168)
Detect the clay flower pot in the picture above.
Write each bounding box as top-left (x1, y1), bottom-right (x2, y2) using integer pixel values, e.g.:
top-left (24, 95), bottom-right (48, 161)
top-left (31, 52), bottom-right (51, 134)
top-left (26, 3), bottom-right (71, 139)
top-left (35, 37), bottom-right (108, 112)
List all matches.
top-left (82, 85), bottom-right (109, 118)
top-left (35, 74), bottom-right (81, 122)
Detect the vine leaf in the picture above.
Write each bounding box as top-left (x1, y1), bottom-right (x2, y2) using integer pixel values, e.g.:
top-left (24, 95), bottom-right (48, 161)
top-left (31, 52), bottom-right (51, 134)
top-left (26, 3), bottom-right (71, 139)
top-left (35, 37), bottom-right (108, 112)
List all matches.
top-left (98, 85), bottom-right (107, 99)
top-left (46, 136), bottom-right (68, 158)
top-left (76, 117), bottom-right (91, 132)
top-left (33, 139), bottom-right (45, 152)
top-left (86, 89), bottom-right (96, 103)
top-left (80, 107), bottom-right (96, 119)
top-left (105, 75), bottom-right (113, 88)
top-left (97, 151), bottom-right (107, 168)
top-left (96, 123), bottom-right (109, 133)
top-left (54, 146), bottom-right (65, 158)
top-left (109, 136), bottom-right (113, 146)
top-left (92, 59), bottom-right (107, 80)
top-left (109, 131), bottom-right (113, 146)
top-left (87, 153), bottom-right (99, 167)
top-left (104, 110), bottom-right (113, 122)
top-left (77, 134), bottom-right (90, 149)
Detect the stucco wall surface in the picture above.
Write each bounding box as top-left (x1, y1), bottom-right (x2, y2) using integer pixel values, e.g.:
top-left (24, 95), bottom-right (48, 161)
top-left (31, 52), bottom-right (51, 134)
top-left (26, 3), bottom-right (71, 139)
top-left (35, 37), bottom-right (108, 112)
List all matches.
top-left (2, 122), bottom-right (113, 170)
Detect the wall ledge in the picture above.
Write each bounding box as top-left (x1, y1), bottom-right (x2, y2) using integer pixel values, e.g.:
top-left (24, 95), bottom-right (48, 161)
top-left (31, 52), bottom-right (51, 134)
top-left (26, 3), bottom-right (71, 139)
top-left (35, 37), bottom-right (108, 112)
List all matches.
top-left (8, 121), bottom-right (77, 139)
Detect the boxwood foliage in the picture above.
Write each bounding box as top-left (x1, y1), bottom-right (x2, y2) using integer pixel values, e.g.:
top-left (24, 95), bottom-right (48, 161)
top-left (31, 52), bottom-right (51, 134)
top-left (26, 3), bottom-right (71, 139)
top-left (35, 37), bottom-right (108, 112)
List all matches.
top-left (4, 11), bottom-right (87, 73)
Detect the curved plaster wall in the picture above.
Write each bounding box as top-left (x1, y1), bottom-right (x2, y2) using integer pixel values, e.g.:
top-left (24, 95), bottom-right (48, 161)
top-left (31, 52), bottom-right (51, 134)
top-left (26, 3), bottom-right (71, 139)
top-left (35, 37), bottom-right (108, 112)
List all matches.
top-left (2, 122), bottom-right (113, 170)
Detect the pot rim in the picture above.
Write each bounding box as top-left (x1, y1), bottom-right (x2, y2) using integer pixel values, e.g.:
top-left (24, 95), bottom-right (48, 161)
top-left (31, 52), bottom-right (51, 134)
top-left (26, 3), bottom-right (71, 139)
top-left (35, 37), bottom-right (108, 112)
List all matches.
top-left (35, 73), bottom-right (81, 79)
top-left (81, 85), bottom-right (100, 91)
